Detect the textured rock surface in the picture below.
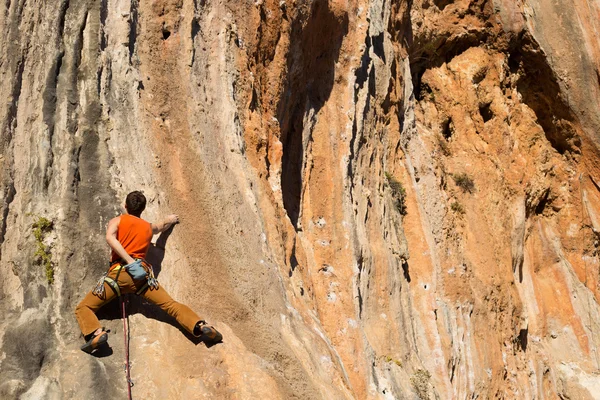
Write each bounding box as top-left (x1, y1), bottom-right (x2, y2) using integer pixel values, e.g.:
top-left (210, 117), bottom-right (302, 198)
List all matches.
top-left (1, 0), bottom-right (600, 398)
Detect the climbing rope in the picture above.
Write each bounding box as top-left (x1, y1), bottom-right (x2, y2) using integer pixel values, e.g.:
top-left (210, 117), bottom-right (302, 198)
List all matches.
top-left (121, 295), bottom-right (134, 399)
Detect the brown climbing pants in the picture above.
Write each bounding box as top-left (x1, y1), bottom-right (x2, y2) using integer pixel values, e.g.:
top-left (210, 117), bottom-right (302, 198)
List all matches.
top-left (75, 266), bottom-right (202, 337)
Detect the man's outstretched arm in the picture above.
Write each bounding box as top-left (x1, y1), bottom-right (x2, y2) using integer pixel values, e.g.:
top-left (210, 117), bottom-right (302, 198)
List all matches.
top-left (152, 214), bottom-right (179, 234)
top-left (106, 217), bottom-right (135, 264)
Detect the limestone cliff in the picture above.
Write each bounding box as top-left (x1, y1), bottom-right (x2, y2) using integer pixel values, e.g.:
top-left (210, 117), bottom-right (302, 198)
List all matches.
top-left (1, 0), bottom-right (600, 398)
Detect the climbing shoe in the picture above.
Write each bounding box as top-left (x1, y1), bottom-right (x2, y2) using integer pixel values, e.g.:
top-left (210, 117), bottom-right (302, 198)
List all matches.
top-left (81, 329), bottom-right (108, 354)
top-left (194, 321), bottom-right (223, 343)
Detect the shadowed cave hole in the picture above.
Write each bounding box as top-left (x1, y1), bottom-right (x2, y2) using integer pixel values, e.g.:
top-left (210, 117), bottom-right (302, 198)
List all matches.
top-left (410, 30), bottom-right (489, 101)
top-left (534, 189), bottom-right (550, 216)
top-left (507, 32), bottom-right (581, 155)
top-left (472, 68), bottom-right (487, 85)
top-left (279, 0), bottom-right (348, 228)
top-left (402, 259), bottom-right (411, 282)
top-left (479, 102), bottom-right (493, 123)
top-left (192, 18), bottom-right (200, 41)
top-left (518, 327), bottom-right (528, 351)
top-left (441, 117), bottom-right (453, 139)
top-left (433, 0), bottom-right (453, 11)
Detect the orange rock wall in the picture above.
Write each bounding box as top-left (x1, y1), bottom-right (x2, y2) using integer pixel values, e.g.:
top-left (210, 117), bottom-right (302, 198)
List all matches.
top-left (1, 0), bottom-right (600, 398)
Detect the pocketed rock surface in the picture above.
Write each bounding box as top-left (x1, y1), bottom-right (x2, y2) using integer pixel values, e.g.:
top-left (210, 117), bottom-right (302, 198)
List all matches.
top-left (1, 0), bottom-right (600, 398)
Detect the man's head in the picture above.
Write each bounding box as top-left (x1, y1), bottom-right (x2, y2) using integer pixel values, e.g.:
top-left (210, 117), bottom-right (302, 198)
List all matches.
top-left (125, 191), bottom-right (146, 217)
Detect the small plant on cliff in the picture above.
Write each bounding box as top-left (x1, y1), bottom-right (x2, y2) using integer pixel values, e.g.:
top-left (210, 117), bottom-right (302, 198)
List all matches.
top-left (383, 355), bottom-right (402, 367)
top-left (32, 216), bottom-right (54, 284)
top-left (411, 369), bottom-right (432, 400)
top-left (452, 172), bottom-right (475, 193)
top-left (450, 201), bottom-right (465, 215)
top-left (436, 134), bottom-right (451, 156)
top-left (385, 172), bottom-right (407, 215)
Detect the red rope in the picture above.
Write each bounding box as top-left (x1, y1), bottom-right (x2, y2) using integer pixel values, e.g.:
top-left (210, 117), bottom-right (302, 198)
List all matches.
top-left (121, 296), bottom-right (134, 399)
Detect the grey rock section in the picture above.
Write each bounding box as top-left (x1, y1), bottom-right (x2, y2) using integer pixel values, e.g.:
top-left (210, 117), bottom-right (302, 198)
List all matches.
top-left (524, 0), bottom-right (600, 147)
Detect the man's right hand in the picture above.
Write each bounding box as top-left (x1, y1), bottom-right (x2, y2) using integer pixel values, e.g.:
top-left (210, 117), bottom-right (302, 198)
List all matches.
top-left (166, 214), bottom-right (179, 225)
top-left (152, 214), bottom-right (180, 234)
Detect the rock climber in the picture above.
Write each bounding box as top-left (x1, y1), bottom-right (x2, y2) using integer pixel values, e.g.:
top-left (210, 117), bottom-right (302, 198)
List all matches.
top-left (75, 190), bottom-right (221, 353)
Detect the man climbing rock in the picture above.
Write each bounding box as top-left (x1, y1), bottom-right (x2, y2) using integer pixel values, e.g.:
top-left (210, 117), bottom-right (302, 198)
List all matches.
top-left (75, 191), bottom-right (222, 353)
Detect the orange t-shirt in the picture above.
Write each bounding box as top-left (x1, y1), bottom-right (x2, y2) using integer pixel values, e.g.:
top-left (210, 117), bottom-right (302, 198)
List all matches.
top-left (110, 214), bottom-right (153, 263)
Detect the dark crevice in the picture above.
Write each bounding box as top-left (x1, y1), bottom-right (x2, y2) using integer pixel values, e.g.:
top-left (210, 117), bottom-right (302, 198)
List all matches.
top-left (381, 82), bottom-right (392, 114)
top-left (381, 58), bottom-right (396, 115)
top-left (402, 258), bottom-right (411, 282)
top-left (100, 0), bottom-right (108, 50)
top-left (449, 359), bottom-right (457, 383)
top-left (128, 0), bottom-right (138, 64)
top-left (368, 64), bottom-right (376, 97)
top-left (472, 68), bottom-right (487, 84)
top-left (72, 146), bottom-right (81, 188)
top-left (42, 51), bottom-right (65, 189)
top-left (252, 3), bottom-right (282, 67)
top-left (518, 259), bottom-right (524, 283)
top-left (347, 104), bottom-right (359, 189)
top-left (372, 32), bottom-right (385, 63)
top-left (355, 35), bottom-right (372, 95)
top-left (0, 183), bottom-right (16, 249)
top-left (534, 189), bottom-right (550, 216)
top-left (191, 18), bottom-right (200, 42)
top-left (289, 241), bottom-right (299, 276)
top-left (518, 327), bottom-right (528, 351)
top-left (42, 51), bottom-right (64, 143)
top-left (249, 87), bottom-right (259, 112)
top-left (192, 0), bottom-right (202, 45)
top-left (589, 175), bottom-right (600, 195)
top-left (3, 55), bottom-right (25, 151)
top-left (193, 0), bottom-right (205, 11)
top-left (442, 117), bottom-right (453, 139)
top-left (58, 0), bottom-right (70, 38)
top-left (356, 254), bottom-right (364, 318)
top-left (162, 25), bottom-right (171, 40)
top-left (96, 66), bottom-right (103, 96)
top-left (278, 0), bottom-right (348, 228)
top-left (74, 11), bottom-right (88, 75)
top-left (479, 102), bottom-right (493, 123)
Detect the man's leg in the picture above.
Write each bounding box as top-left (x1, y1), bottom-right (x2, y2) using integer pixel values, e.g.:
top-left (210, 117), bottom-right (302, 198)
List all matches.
top-left (141, 283), bottom-right (202, 335)
top-left (75, 281), bottom-right (117, 337)
top-left (75, 267), bottom-right (135, 337)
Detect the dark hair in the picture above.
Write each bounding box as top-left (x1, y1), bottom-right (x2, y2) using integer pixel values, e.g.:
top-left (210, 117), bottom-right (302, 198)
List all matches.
top-left (125, 191), bottom-right (146, 216)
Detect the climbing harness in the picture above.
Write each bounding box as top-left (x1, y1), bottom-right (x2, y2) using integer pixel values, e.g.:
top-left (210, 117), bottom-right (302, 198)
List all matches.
top-left (91, 258), bottom-right (159, 399)
top-left (92, 259), bottom-right (159, 298)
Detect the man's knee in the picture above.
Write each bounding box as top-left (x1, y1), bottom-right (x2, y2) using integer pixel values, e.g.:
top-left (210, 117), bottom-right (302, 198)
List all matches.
top-left (75, 300), bottom-right (86, 313)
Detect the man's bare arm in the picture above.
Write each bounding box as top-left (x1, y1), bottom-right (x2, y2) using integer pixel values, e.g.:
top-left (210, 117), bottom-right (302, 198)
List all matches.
top-left (106, 217), bottom-right (135, 264)
top-left (151, 214), bottom-right (179, 234)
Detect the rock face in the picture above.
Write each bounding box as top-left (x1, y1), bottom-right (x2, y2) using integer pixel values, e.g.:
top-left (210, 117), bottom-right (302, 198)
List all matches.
top-left (1, 0), bottom-right (600, 398)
